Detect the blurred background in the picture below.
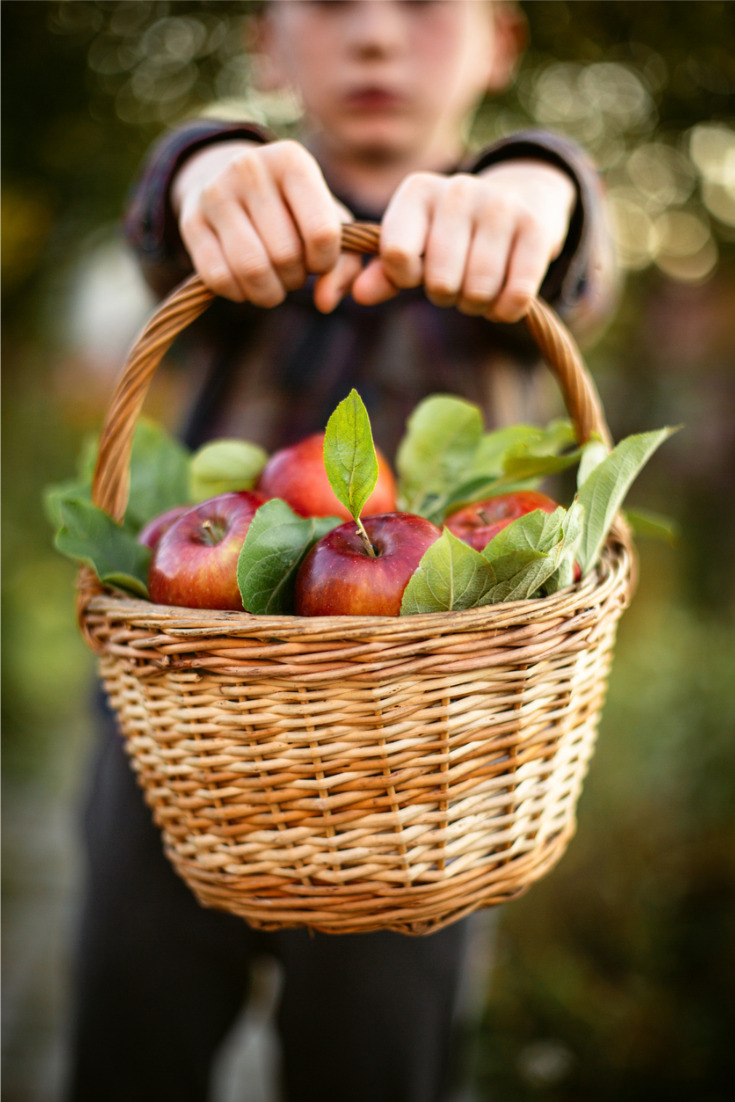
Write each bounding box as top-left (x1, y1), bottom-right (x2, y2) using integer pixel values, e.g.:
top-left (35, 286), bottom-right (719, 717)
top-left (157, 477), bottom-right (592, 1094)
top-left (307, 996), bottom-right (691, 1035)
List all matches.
top-left (2, 2), bottom-right (734, 1099)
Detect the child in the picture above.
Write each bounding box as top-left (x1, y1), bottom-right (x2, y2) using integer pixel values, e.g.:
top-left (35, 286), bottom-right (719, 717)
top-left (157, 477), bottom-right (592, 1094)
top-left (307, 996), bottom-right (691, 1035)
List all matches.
top-left (65, 4), bottom-right (617, 1101)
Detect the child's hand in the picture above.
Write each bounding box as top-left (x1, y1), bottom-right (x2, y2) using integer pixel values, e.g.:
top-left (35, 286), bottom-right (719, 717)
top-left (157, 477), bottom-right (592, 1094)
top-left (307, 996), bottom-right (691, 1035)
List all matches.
top-left (172, 140), bottom-right (360, 307)
top-left (348, 161), bottom-right (577, 323)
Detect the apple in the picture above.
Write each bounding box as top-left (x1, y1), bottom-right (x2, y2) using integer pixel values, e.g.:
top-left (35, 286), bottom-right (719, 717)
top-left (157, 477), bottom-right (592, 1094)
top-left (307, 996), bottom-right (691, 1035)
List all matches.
top-left (445, 491), bottom-right (560, 552)
top-left (148, 490), bottom-right (268, 610)
top-left (294, 512), bottom-right (441, 617)
top-left (138, 505), bottom-right (189, 549)
top-left (256, 432), bottom-right (397, 520)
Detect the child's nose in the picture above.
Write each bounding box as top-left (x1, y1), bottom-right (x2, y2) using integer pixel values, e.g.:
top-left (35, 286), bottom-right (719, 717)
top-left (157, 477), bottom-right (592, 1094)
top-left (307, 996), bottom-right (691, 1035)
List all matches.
top-left (345, 0), bottom-right (407, 56)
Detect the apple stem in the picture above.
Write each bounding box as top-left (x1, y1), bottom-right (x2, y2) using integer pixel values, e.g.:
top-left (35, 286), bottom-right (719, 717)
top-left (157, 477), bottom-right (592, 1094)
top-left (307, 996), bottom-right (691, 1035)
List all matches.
top-left (478, 509), bottom-right (491, 524)
top-left (200, 518), bottom-right (224, 546)
top-left (355, 517), bottom-right (377, 557)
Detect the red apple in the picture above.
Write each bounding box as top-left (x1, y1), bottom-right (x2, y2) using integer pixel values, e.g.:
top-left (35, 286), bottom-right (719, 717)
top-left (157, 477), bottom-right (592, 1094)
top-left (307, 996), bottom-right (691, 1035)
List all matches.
top-left (294, 513), bottom-right (442, 617)
top-left (256, 432), bottom-right (397, 520)
top-left (138, 505), bottom-right (189, 549)
top-left (148, 490), bottom-right (268, 610)
top-left (445, 491), bottom-right (560, 552)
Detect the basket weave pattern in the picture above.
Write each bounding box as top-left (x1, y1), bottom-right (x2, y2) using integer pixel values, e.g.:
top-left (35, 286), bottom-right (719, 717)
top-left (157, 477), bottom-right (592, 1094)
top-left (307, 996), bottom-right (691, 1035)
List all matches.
top-left (78, 223), bottom-right (635, 934)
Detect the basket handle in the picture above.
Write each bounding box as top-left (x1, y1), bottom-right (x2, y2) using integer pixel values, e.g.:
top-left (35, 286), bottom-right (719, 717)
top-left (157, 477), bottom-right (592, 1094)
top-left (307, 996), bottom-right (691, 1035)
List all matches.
top-left (92, 221), bottom-right (612, 523)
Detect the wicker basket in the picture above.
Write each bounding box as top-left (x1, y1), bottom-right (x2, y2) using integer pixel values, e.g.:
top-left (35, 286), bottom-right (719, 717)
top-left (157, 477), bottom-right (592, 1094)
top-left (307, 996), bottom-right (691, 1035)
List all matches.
top-left (77, 223), bottom-right (635, 935)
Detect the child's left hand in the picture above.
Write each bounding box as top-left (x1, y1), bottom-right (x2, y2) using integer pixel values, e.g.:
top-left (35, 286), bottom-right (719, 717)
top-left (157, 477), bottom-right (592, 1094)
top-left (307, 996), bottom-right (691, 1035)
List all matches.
top-left (316, 160), bottom-right (576, 323)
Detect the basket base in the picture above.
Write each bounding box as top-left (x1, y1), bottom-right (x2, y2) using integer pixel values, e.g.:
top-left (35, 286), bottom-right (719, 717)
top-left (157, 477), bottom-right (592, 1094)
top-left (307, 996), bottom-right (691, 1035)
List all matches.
top-left (166, 823), bottom-right (574, 936)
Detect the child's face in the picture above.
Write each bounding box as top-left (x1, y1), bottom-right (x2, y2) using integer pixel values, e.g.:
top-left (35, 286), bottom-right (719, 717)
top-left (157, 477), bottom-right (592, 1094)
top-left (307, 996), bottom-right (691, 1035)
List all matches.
top-left (263, 1), bottom-right (512, 166)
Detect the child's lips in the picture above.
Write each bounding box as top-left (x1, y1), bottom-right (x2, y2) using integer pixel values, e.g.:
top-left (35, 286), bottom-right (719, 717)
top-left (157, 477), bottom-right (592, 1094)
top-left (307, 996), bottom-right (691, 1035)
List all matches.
top-left (344, 86), bottom-right (407, 112)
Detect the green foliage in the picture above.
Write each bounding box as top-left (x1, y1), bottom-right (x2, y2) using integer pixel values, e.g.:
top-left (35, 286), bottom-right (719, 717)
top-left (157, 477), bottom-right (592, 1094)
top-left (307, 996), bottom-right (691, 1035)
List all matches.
top-left (54, 496), bottom-right (150, 597)
top-left (396, 394), bottom-right (484, 517)
top-left (323, 389), bottom-right (379, 522)
top-left (189, 438), bottom-right (267, 501)
top-left (576, 426), bottom-right (679, 573)
top-left (237, 500), bottom-right (339, 615)
top-left (401, 505), bottom-right (583, 614)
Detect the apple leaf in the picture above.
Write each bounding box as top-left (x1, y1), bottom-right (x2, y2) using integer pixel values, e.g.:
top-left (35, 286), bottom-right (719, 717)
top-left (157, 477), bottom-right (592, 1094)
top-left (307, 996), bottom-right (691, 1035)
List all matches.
top-left (576, 426), bottom-right (680, 574)
top-left (401, 529), bottom-right (498, 615)
top-left (45, 418), bottom-right (193, 536)
top-left (323, 389), bottom-right (379, 521)
top-left (54, 496), bottom-right (150, 597)
top-left (44, 477), bottom-right (92, 529)
top-left (624, 506), bottom-right (679, 546)
top-left (395, 395), bottom-right (483, 515)
top-left (577, 436), bottom-right (610, 488)
top-left (478, 507), bottom-right (576, 602)
top-left (189, 438), bottom-right (268, 501)
top-left (126, 418), bottom-right (192, 529)
top-left (541, 499), bottom-right (586, 593)
top-left (401, 507), bottom-right (580, 615)
top-left (237, 498), bottom-right (340, 615)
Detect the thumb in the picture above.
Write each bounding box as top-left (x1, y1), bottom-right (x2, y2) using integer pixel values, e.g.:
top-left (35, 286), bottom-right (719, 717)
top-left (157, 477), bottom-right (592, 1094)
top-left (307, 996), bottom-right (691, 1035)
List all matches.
top-left (313, 251), bottom-right (365, 313)
top-left (350, 259), bottom-right (400, 306)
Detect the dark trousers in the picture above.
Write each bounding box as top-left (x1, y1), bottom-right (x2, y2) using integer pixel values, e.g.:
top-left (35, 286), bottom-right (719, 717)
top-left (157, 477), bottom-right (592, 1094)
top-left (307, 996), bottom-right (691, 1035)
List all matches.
top-left (64, 705), bottom-right (474, 1102)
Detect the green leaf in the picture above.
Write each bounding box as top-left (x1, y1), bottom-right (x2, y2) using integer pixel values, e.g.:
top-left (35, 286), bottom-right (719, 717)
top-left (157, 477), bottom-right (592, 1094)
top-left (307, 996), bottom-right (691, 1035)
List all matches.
top-left (126, 418), bottom-right (191, 529)
top-left (401, 529), bottom-right (497, 615)
top-left (44, 478), bottom-right (92, 529)
top-left (498, 446), bottom-right (586, 485)
top-left (464, 421), bottom-right (574, 478)
top-left (401, 508), bottom-right (582, 615)
top-left (577, 436), bottom-right (609, 488)
top-left (576, 426), bottom-right (680, 574)
top-left (433, 419), bottom-right (579, 519)
top-left (237, 498), bottom-right (340, 615)
top-left (189, 438), bottom-right (268, 501)
top-left (395, 395), bottom-right (483, 515)
top-left (543, 499), bottom-right (585, 593)
top-left (624, 506), bottom-right (680, 546)
top-left (323, 389), bottom-right (378, 521)
top-left (54, 496), bottom-right (150, 597)
top-left (479, 507), bottom-right (571, 602)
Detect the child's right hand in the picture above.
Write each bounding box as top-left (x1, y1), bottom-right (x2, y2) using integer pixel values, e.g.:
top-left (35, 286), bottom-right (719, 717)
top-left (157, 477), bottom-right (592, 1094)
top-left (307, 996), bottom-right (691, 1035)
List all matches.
top-left (172, 139), bottom-right (360, 307)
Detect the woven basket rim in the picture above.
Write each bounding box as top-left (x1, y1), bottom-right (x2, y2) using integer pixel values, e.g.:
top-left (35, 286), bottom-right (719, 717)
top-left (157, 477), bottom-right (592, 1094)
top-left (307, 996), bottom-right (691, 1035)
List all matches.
top-left (81, 534), bottom-right (633, 639)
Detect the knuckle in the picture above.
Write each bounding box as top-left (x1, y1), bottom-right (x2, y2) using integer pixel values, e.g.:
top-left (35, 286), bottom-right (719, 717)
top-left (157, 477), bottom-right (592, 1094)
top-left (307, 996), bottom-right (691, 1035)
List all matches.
top-left (230, 149), bottom-right (265, 189)
top-left (443, 174), bottom-right (476, 210)
top-left (200, 179), bottom-right (228, 209)
top-left (496, 286), bottom-right (534, 322)
top-left (206, 267), bottom-right (241, 301)
top-left (254, 285), bottom-right (287, 309)
top-left (238, 255), bottom-right (272, 286)
top-left (395, 172), bottom-right (435, 201)
top-left (460, 281), bottom-right (493, 309)
top-left (381, 246), bottom-right (420, 287)
top-left (270, 237), bottom-right (304, 272)
top-left (425, 267), bottom-right (459, 299)
top-left (307, 217), bottom-right (339, 252)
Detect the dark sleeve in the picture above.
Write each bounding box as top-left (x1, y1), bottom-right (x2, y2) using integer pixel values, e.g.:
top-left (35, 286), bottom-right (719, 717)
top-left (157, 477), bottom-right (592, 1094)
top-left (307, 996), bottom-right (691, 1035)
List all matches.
top-left (123, 119), bottom-right (275, 298)
top-left (466, 129), bottom-right (620, 342)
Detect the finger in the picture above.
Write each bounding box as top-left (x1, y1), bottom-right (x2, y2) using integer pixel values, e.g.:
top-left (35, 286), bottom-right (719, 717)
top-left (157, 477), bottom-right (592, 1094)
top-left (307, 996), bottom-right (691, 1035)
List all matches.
top-left (422, 177), bottom-right (477, 308)
top-left (350, 259), bottom-right (401, 306)
top-left (456, 218), bottom-right (515, 317)
top-left (378, 175), bottom-right (434, 288)
top-left (214, 208), bottom-right (288, 308)
top-left (273, 143), bottom-right (343, 273)
top-left (199, 149), bottom-right (307, 293)
top-left (313, 251), bottom-right (365, 313)
top-left (486, 216), bottom-right (551, 323)
top-left (244, 182), bottom-right (308, 292)
top-left (179, 209), bottom-right (246, 302)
